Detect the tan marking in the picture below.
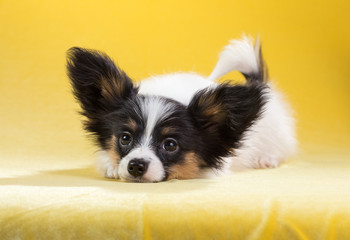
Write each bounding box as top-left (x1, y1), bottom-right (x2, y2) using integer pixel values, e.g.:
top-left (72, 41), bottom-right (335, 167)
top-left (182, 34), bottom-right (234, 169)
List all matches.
top-left (107, 135), bottom-right (120, 167)
top-left (198, 92), bottom-right (226, 123)
top-left (101, 76), bottom-right (125, 101)
top-left (161, 127), bottom-right (176, 136)
top-left (203, 105), bottom-right (220, 116)
top-left (127, 119), bottom-right (137, 132)
top-left (198, 90), bottom-right (217, 107)
top-left (167, 152), bottom-right (203, 180)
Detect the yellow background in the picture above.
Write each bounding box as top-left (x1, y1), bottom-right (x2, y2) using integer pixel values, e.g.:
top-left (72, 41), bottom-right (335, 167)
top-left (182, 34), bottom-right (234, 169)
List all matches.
top-left (1, 1), bottom-right (350, 239)
top-left (1, 0), bottom-right (349, 172)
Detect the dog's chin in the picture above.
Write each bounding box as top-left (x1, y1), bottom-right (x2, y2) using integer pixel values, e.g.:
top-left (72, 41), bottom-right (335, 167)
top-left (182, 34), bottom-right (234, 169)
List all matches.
top-left (119, 175), bottom-right (161, 183)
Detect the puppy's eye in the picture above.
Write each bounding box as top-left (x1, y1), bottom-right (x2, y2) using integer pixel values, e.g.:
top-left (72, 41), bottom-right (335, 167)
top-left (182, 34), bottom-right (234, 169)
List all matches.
top-left (162, 138), bottom-right (178, 152)
top-left (119, 132), bottom-right (133, 146)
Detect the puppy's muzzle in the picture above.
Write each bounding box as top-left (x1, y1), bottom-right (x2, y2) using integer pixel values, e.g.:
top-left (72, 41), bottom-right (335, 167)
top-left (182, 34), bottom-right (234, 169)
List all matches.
top-left (128, 159), bottom-right (149, 178)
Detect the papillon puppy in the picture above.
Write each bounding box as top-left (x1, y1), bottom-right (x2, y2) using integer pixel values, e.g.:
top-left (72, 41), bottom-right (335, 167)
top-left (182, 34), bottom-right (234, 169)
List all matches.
top-left (67, 36), bottom-right (296, 182)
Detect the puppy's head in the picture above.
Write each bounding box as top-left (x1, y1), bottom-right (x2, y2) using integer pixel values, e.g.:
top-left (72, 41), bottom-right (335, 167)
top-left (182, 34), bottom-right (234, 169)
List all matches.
top-left (67, 48), bottom-right (266, 182)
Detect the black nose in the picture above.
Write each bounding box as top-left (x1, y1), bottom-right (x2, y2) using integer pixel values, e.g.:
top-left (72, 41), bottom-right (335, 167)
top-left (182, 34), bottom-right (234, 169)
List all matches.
top-left (128, 159), bottom-right (149, 178)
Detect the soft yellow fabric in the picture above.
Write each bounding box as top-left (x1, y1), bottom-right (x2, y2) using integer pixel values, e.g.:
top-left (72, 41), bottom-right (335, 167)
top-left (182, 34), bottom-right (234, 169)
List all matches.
top-left (1, 0), bottom-right (350, 239)
top-left (1, 153), bottom-right (350, 239)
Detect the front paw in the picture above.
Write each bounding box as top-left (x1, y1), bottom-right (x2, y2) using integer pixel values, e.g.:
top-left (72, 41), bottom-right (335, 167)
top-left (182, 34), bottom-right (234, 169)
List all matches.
top-left (97, 151), bottom-right (120, 179)
top-left (258, 157), bottom-right (279, 169)
top-left (104, 164), bottom-right (119, 179)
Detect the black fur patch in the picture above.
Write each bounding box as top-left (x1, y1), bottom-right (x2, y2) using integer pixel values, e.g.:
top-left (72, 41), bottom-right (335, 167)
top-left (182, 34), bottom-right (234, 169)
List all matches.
top-left (66, 47), bottom-right (137, 148)
top-left (105, 97), bottom-right (145, 157)
top-left (151, 101), bottom-right (199, 168)
top-left (187, 83), bottom-right (267, 168)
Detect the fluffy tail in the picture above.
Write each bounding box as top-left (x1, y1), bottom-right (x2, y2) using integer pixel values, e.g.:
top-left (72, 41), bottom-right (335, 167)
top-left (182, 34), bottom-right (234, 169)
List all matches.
top-left (208, 35), bottom-right (268, 84)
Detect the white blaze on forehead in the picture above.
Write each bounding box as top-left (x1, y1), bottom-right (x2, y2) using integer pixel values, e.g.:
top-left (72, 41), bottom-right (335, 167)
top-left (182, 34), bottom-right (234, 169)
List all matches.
top-left (139, 96), bottom-right (175, 145)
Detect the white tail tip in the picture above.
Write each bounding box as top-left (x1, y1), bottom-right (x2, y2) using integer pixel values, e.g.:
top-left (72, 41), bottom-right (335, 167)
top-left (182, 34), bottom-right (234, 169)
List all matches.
top-left (208, 35), bottom-right (262, 82)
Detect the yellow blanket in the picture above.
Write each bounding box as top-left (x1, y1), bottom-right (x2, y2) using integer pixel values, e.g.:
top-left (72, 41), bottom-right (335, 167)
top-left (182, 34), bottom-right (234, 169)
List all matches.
top-left (1, 152), bottom-right (350, 239)
top-left (1, 0), bottom-right (350, 239)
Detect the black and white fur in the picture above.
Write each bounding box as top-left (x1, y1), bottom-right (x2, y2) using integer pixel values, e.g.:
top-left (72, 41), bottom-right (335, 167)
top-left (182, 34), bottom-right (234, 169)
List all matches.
top-left (67, 36), bottom-right (296, 182)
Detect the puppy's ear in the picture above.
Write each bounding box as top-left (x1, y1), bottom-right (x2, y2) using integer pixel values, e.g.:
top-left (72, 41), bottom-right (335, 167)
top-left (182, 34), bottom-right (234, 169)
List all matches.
top-left (187, 83), bottom-right (266, 168)
top-left (67, 47), bottom-right (137, 147)
top-left (67, 47), bottom-right (136, 114)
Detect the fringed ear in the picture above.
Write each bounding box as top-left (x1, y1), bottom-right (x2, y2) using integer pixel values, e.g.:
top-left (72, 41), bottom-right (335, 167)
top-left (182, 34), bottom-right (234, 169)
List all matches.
top-left (66, 47), bottom-right (137, 147)
top-left (187, 83), bottom-right (267, 168)
top-left (67, 47), bottom-right (136, 114)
